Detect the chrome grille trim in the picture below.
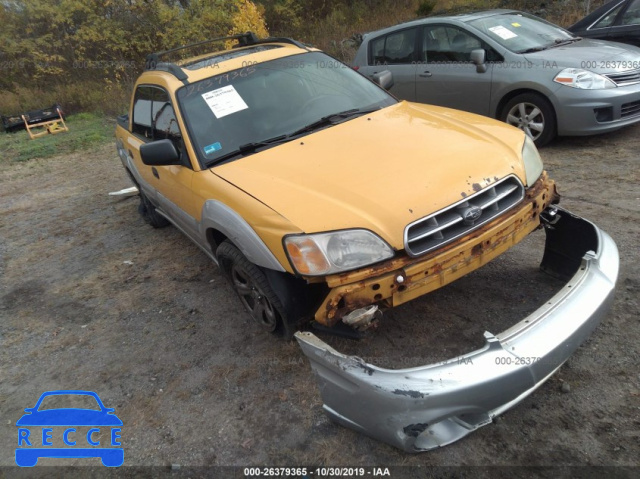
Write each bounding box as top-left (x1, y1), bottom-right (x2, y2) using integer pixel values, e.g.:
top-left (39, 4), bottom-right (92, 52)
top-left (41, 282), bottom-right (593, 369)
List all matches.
top-left (404, 175), bottom-right (525, 257)
top-left (605, 69), bottom-right (640, 86)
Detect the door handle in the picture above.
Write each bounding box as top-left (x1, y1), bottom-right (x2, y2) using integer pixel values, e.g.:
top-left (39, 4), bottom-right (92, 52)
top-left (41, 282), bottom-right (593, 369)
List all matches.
top-left (152, 167), bottom-right (159, 179)
top-left (419, 71), bottom-right (433, 78)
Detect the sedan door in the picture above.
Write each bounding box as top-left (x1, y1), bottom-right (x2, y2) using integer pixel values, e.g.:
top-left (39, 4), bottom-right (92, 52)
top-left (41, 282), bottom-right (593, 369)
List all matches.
top-left (358, 27), bottom-right (419, 101)
top-left (416, 25), bottom-right (494, 116)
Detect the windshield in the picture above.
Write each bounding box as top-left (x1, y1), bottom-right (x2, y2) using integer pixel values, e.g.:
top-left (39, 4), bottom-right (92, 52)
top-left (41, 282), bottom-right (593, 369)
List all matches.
top-left (468, 12), bottom-right (576, 53)
top-left (177, 51), bottom-right (396, 166)
top-left (37, 394), bottom-right (101, 411)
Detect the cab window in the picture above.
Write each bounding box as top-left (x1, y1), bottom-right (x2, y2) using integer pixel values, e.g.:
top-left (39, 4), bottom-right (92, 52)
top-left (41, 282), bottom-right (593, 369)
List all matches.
top-left (152, 90), bottom-right (181, 141)
top-left (132, 86), bottom-right (154, 138)
top-left (132, 86), bottom-right (181, 142)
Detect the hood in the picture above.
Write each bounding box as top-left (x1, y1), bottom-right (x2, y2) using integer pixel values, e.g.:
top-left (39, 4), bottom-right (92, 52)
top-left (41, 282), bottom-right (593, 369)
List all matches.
top-left (212, 102), bottom-right (526, 249)
top-left (524, 38), bottom-right (640, 74)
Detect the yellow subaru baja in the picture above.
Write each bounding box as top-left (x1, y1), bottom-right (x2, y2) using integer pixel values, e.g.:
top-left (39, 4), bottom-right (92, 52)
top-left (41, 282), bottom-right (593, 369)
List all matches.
top-left (115, 33), bottom-right (618, 452)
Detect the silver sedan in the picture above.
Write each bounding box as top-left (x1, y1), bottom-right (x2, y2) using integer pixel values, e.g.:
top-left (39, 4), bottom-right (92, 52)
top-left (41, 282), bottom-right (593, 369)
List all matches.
top-left (353, 9), bottom-right (640, 146)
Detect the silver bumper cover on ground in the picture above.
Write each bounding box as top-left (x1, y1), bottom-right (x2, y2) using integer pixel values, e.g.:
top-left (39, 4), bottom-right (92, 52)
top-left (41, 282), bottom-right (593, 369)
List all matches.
top-left (295, 207), bottom-right (619, 452)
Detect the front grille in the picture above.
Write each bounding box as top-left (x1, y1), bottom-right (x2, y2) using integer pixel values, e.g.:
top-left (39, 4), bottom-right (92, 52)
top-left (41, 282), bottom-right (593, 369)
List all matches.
top-left (605, 69), bottom-right (640, 86)
top-left (404, 176), bottom-right (525, 257)
top-left (621, 100), bottom-right (640, 118)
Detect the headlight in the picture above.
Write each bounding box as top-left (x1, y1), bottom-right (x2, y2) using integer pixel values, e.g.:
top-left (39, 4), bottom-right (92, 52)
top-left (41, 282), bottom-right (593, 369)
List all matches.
top-left (522, 135), bottom-right (543, 186)
top-left (553, 68), bottom-right (615, 89)
top-left (285, 229), bottom-right (394, 275)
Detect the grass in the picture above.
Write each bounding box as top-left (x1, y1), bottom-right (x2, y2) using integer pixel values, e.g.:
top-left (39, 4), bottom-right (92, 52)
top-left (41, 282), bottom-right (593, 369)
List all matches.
top-left (0, 113), bottom-right (115, 164)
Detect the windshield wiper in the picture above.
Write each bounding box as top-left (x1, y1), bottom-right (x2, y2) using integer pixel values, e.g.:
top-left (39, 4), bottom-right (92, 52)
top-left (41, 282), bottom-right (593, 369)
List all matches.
top-left (519, 45), bottom-right (550, 54)
top-left (553, 37), bottom-right (582, 47)
top-left (518, 37), bottom-right (582, 53)
top-left (287, 107), bottom-right (381, 138)
top-left (205, 134), bottom-right (288, 167)
top-left (520, 37), bottom-right (582, 54)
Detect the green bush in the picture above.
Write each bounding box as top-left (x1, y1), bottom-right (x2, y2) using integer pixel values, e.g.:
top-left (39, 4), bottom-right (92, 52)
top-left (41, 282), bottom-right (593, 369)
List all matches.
top-left (416, 0), bottom-right (438, 16)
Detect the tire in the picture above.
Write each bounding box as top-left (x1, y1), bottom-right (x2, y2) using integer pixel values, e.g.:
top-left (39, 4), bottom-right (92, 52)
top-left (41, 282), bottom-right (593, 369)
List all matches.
top-left (138, 191), bottom-right (170, 228)
top-left (501, 92), bottom-right (556, 147)
top-left (216, 241), bottom-right (295, 338)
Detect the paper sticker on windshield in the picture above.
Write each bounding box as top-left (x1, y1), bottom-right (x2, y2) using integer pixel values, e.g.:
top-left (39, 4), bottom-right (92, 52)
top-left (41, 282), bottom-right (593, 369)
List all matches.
top-left (204, 142), bottom-right (222, 155)
top-left (488, 26), bottom-right (518, 40)
top-left (202, 85), bottom-right (248, 119)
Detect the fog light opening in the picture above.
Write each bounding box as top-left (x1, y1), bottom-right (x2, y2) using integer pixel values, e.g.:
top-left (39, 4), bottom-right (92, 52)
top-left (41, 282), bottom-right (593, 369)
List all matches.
top-left (594, 107), bottom-right (613, 123)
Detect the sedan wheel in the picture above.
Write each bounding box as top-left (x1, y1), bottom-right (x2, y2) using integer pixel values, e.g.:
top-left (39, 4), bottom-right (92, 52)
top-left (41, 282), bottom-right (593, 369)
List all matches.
top-left (501, 93), bottom-right (556, 147)
top-left (507, 102), bottom-right (544, 139)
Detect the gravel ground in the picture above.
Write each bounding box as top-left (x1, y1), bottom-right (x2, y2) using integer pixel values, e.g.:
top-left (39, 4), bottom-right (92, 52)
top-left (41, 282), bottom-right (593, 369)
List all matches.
top-left (0, 123), bottom-right (638, 477)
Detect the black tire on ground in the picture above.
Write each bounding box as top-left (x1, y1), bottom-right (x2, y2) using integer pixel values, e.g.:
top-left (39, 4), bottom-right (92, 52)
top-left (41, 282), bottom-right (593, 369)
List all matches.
top-left (500, 92), bottom-right (557, 147)
top-left (138, 192), bottom-right (170, 228)
top-left (216, 241), bottom-right (295, 339)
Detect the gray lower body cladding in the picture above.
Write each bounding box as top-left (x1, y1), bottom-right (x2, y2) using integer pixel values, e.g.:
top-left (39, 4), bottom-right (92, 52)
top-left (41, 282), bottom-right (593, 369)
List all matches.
top-left (295, 206), bottom-right (619, 452)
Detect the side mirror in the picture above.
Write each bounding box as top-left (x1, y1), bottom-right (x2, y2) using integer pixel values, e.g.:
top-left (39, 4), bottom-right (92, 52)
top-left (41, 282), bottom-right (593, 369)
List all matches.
top-left (372, 70), bottom-right (394, 90)
top-left (140, 139), bottom-right (180, 166)
top-left (470, 49), bottom-right (487, 73)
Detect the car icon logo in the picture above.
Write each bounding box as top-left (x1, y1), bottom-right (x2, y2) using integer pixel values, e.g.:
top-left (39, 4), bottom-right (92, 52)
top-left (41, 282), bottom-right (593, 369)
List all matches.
top-left (15, 390), bottom-right (123, 467)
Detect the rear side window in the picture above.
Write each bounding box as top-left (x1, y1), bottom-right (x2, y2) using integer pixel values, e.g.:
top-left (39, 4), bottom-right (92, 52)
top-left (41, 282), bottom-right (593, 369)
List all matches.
top-left (370, 28), bottom-right (418, 65)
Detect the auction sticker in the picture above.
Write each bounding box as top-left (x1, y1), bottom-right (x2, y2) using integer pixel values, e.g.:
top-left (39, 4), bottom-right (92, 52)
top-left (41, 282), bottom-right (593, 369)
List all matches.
top-left (202, 85), bottom-right (248, 119)
top-left (488, 26), bottom-right (518, 40)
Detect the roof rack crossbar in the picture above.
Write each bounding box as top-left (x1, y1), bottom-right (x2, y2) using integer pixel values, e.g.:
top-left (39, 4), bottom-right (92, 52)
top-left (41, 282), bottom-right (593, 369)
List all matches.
top-left (145, 32), bottom-right (259, 70)
top-left (231, 37), bottom-right (310, 50)
top-left (143, 33), bottom-right (311, 82)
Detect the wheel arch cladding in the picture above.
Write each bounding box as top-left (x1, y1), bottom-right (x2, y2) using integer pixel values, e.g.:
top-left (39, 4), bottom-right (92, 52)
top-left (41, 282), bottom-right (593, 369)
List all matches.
top-left (201, 199), bottom-right (285, 272)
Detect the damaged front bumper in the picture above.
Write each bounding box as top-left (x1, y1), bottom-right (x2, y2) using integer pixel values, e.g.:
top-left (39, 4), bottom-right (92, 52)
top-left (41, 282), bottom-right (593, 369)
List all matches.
top-left (295, 207), bottom-right (618, 452)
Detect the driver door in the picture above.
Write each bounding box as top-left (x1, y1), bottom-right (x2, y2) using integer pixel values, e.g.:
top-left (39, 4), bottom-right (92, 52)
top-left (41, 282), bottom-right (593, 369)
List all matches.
top-left (129, 85), bottom-right (199, 238)
top-left (416, 25), bottom-right (494, 116)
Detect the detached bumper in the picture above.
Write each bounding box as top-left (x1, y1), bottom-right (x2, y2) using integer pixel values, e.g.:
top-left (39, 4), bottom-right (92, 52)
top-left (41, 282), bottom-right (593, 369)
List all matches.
top-left (295, 207), bottom-right (618, 452)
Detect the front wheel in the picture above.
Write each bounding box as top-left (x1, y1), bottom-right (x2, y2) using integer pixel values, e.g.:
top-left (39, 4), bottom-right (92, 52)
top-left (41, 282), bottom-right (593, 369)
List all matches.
top-left (216, 241), bottom-right (295, 338)
top-left (501, 93), bottom-right (556, 147)
top-left (138, 191), bottom-right (170, 228)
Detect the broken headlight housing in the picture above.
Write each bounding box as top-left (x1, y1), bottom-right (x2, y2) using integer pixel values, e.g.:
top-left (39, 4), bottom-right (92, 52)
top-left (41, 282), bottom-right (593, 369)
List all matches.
top-left (285, 229), bottom-right (394, 276)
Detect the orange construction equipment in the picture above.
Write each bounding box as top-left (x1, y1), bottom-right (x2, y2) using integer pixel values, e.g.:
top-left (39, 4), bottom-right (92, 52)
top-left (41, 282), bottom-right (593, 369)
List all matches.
top-left (22, 106), bottom-right (68, 139)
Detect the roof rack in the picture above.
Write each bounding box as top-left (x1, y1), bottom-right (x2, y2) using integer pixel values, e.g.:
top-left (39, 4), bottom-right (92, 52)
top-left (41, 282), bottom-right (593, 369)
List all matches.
top-left (144, 32), bottom-right (310, 82)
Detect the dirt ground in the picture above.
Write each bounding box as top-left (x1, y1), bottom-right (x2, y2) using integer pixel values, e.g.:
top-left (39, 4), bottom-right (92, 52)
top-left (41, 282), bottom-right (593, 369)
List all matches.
top-left (0, 121), bottom-right (639, 477)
